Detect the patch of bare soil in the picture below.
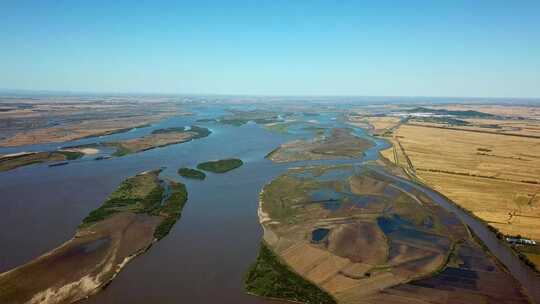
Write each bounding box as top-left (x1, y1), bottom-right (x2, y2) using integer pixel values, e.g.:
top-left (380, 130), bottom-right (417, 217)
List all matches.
top-left (0, 212), bottom-right (160, 304)
top-left (267, 128), bottom-right (373, 163)
top-left (327, 222), bottom-right (387, 264)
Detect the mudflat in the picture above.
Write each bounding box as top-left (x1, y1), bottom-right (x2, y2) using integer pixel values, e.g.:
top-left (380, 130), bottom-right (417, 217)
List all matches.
top-left (0, 150), bottom-right (83, 172)
top-left (266, 128), bottom-right (373, 163)
top-left (0, 126), bottom-right (211, 172)
top-left (0, 170), bottom-right (188, 304)
top-left (251, 164), bottom-right (530, 304)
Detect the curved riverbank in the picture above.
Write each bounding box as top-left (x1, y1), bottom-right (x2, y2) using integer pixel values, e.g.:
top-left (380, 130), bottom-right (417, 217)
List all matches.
top-left (0, 170), bottom-right (189, 304)
top-left (371, 166), bottom-right (540, 303)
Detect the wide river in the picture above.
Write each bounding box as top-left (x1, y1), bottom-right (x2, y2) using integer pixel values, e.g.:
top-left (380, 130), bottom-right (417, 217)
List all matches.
top-left (0, 105), bottom-right (538, 303)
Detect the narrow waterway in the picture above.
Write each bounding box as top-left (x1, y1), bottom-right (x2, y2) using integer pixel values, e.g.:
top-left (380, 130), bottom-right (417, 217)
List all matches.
top-left (370, 165), bottom-right (540, 303)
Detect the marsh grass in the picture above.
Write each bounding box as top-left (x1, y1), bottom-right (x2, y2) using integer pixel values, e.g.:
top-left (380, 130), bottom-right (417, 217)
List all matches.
top-left (244, 242), bottom-right (336, 304)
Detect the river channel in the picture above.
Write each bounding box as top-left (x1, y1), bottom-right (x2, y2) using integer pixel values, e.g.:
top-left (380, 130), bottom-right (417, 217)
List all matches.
top-left (0, 106), bottom-right (537, 303)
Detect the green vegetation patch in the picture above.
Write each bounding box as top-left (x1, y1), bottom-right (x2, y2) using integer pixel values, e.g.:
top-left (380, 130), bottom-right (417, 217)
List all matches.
top-left (79, 169), bottom-right (189, 240)
top-left (81, 170), bottom-right (163, 226)
top-left (152, 125), bottom-right (211, 139)
top-left (218, 110), bottom-right (282, 126)
top-left (0, 150), bottom-right (83, 172)
top-left (413, 116), bottom-right (470, 126)
top-left (56, 150), bottom-right (84, 160)
top-left (110, 144), bottom-right (133, 157)
top-left (244, 242), bottom-right (336, 304)
top-left (264, 122), bottom-right (292, 134)
top-left (178, 167), bottom-right (206, 180)
top-left (196, 118), bottom-right (217, 123)
top-left (0, 153), bottom-right (47, 171)
top-left (264, 147), bottom-right (281, 159)
top-left (260, 174), bottom-right (321, 224)
top-left (81, 125), bottom-right (212, 158)
top-left (153, 182), bottom-right (188, 240)
top-left (303, 126), bottom-right (327, 137)
top-left (405, 107), bottom-right (495, 118)
top-left (189, 125), bottom-right (212, 138)
top-left (197, 158), bottom-right (243, 173)
top-left (219, 118), bottom-right (249, 126)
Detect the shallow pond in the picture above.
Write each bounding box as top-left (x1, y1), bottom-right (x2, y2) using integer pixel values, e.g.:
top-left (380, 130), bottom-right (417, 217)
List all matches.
top-left (311, 228), bottom-right (330, 243)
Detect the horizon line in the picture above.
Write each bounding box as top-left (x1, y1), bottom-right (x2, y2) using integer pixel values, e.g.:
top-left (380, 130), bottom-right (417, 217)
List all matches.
top-left (0, 88), bottom-right (539, 101)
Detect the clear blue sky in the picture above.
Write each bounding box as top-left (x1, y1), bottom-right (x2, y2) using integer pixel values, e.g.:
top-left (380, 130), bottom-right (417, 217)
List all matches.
top-left (1, 1), bottom-right (539, 97)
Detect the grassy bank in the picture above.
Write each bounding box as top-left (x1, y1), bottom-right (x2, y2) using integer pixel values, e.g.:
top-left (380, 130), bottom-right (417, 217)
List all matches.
top-left (153, 182), bottom-right (188, 240)
top-left (0, 150), bottom-right (83, 172)
top-left (244, 242), bottom-right (336, 304)
top-left (81, 170), bottom-right (189, 241)
top-left (81, 170), bottom-right (164, 226)
top-left (197, 158), bottom-right (243, 173)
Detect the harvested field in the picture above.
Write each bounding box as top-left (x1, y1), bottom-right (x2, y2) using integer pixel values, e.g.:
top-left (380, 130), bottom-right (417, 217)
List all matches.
top-left (0, 170), bottom-right (188, 304)
top-left (462, 118), bottom-right (540, 137)
top-left (429, 104), bottom-right (540, 120)
top-left (348, 116), bottom-right (401, 135)
top-left (388, 124), bottom-right (540, 242)
top-left (407, 119), bottom-right (540, 139)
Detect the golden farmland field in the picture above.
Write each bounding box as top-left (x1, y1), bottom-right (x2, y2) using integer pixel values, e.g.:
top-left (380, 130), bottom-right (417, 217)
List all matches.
top-left (407, 118), bottom-right (540, 138)
top-left (348, 116), bottom-right (401, 135)
top-left (430, 104), bottom-right (540, 120)
top-left (388, 124), bottom-right (540, 241)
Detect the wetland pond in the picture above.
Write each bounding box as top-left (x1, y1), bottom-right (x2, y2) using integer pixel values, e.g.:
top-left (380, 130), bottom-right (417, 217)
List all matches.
top-left (311, 228), bottom-right (330, 243)
top-left (1, 106), bottom-right (539, 303)
top-left (371, 165), bottom-right (540, 303)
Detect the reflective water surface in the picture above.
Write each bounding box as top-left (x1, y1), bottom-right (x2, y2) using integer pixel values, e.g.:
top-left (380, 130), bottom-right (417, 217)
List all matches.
top-left (1, 106), bottom-right (539, 303)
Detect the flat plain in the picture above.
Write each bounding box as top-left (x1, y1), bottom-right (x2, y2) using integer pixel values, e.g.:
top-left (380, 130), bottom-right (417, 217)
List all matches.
top-left (361, 105), bottom-right (540, 270)
top-left (389, 124), bottom-right (540, 239)
top-left (0, 97), bottom-right (187, 147)
top-left (2, 99), bottom-right (539, 304)
top-left (255, 164), bottom-right (529, 303)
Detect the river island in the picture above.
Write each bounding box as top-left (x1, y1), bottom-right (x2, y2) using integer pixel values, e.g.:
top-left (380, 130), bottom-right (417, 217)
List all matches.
top-left (0, 170), bottom-right (188, 304)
